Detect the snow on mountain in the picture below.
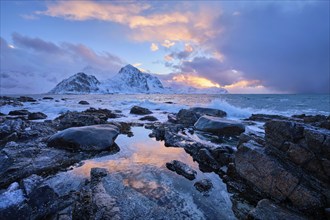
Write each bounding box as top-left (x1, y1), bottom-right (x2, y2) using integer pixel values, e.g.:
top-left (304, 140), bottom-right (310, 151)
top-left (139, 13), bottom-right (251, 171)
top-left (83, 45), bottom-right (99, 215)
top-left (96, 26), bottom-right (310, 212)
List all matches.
top-left (49, 72), bottom-right (100, 94)
top-left (99, 64), bottom-right (164, 93)
top-left (48, 64), bottom-right (228, 94)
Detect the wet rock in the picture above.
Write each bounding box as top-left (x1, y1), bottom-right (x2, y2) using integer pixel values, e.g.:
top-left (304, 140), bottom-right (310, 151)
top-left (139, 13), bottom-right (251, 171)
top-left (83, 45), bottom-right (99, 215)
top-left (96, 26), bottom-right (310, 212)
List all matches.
top-left (22, 174), bottom-right (44, 196)
top-left (210, 146), bottom-right (235, 166)
top-left (139, 115), bottom-right (158, 121)
top-left (176, 109), bottom-right (200, 126)
top-left (190, 107), bottom-right (227, 118)
top-left (230, 195), bottom-right (255, 219)
top-left (167, 114), bottom-right (177, 123)
top-left (235, 140), bottom-right (325, 212)
top-left (166, 160), bottom-right (197, 180)
top-left (292, 114), bottom-right (330, 129)
top-left (73, 168), bottom-right (120, 220)
top-left (8, 109), bottom-right (30, 116)
top-left (194, 179), bottom-right (213, 192)
top-left (195, 148), bottom-right (220, 170)
top-left (0, 182), bottom-right (27, 219)
top-left (78, 100), bottom-right (89, 105)
top-left (247, 199), bottom-right (307, 220)
top-left (247, 114), bottom-right (289, 122)
top-left (195, 116), bottom-right (245, 136)
top-left (0, 118), bottom-right (26, 140)
top-left (43, 97), bottom-right (54, 100)
top-left (83, 107), bottom-right (118, 119)
top-left (130, 106), bottom-right (152, 115)
top-left (28, 112), bottom-right (47, 120)
top-left (53, 111), bottom-right (109, 130)
top-left (48, 124), bottom-right (119, 152)
top-left (0, 96), bottom-right (23, 107)
top-left (17, 96), bottom-right (37, 102)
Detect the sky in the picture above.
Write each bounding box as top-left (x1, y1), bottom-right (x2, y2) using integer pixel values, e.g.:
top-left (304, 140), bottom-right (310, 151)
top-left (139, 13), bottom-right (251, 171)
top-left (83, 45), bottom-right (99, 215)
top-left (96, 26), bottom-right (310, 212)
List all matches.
top-left (0, 0), bottom-right (329, 94)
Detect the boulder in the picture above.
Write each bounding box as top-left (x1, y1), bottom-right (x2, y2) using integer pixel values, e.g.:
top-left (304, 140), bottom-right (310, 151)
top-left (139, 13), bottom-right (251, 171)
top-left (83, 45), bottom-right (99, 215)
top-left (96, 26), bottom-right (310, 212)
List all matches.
top-left (53, 111), bottom-right (109, 130)
top-left (190, 107), bottom-right (227, 118)
top-left (166, 160), bottom-right (197, 180)
top-left (78, 100), bottom-right (89, 105)
top-left (247, 114), bottom-right (289, 122)
top-left (176, 109), bottom-right (200, 126)
top-left (130, 106), bottom-right (152, 115)
top-left (139, 115), bottom-right (158, 121)
top-left (28, 112), bottom-right (47, 120)
top-left (8, 110), bottom-right (30, 116)
top-left (247, 199), bottom-right (307, 220)
top-left (48, 124), bottom-right (119, 152)
top-left (194, 179), bottom-right (213, 192)
top-left (194, 116), bottom-right (245, 136)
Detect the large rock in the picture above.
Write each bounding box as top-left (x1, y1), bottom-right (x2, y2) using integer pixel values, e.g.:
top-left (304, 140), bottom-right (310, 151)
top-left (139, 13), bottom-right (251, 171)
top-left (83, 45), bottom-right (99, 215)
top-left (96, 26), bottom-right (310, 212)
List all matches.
top-left (176, 107), bottom-right (227, 126)
top-left (166, 160), bottom-right (197, 180)
top-left (48, 124), bottom-right (119, 152)
top-left (235, 140), bottom-right (325, 212)
top-left (28, 112), bottom-right (47, 120)
top-left (17, 96), bottom-right (36, 102)
top-left (247, 199), bottom-right (307, 220)
top-left (8, 110), bottom-right (30, 116)
top-left (130, 106), bottom-right (152, 115)
top-left (194, 116), bottom-right (245, 136)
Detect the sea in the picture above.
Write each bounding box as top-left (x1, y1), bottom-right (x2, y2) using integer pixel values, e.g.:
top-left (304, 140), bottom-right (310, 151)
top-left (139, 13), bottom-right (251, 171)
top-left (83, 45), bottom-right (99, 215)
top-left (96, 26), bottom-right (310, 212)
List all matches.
top-left (2, 94), bottom-right (329, 121)
top-left (1, 94), bottom-right (329, 219)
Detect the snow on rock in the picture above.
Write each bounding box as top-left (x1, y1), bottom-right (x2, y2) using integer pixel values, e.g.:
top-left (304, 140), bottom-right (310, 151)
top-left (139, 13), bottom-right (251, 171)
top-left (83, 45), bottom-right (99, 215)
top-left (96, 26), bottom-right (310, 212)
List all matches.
top-left (49, 72), bottom-right (100, 94)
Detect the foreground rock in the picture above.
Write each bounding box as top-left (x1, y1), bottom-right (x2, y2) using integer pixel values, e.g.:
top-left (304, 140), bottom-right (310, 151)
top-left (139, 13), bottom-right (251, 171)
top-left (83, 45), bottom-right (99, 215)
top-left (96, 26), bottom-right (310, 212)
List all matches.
top-left (194, 179), bottom-right (213, 193)
top-left (195, 116), bottom-right (245, 136)
top-left (73, 168), bottom-right (120, 220)
top-left (248, 199), bottom-right (307, 220)
top-left (226, 119), bottom-right (330, 219)
top-left (166, 160), bottom-right (197, 180)
top-left (48, 124), bottom-right (119, 152)
top-left (139, 115), bottom-right (158, 121)
top-left (130, 106), bottom-right (152, 115)
top-left (52, 108), bottom-right (120, 130)
top-left (8, 110), bottom-right (30, 116)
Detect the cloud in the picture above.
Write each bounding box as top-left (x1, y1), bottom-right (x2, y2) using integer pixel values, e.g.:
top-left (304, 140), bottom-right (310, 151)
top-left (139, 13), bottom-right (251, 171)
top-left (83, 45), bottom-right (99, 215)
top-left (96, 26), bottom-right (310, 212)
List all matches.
top-left (36, 1), bottom-right (222, 43)
top-left (162, 40), bottom-right (175, 48)
top-left (0, 34), bottom-right (124, 94)
top-left (170, 74), bottom-right (221, 89)
top-left (150, 43), bottom-right (159, 51)
top-left (214, 1), bottom-right (330, 93)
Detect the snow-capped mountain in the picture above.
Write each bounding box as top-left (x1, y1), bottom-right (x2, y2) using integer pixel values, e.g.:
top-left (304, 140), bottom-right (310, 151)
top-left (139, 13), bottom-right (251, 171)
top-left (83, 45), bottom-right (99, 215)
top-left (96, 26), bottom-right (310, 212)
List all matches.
top-left (99, 64), bottom-right (164, 93)
top-left (49, 72), bottom-right (100, 94)
top-left (48, 64), bottom-right (228, 94)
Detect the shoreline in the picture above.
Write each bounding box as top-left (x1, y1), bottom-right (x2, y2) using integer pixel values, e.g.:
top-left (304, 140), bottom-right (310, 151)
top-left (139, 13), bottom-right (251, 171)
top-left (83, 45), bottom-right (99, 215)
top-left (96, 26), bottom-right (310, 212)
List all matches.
top-left (0, 95), bottom-right (329, 219)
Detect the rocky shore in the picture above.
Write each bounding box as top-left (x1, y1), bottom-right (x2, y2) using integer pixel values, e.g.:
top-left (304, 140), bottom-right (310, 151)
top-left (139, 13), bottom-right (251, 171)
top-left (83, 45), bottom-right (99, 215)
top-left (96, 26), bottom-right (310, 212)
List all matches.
top-left (0, 96), bottom-right (329, 219)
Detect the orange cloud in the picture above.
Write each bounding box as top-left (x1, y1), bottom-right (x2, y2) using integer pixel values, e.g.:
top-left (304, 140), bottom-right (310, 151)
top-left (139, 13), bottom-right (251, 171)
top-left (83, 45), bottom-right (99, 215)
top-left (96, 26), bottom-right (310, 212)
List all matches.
top-left (164, 55), bottom-right (174, 61)
top-left (37, 1), bottom-right (221, 43)
top-left (171, 74), bottom-right (221, 88)
top-left (223, 80), bottom-right (277, 93)
top-left (162, 40), bottom-right (175, 48)
top-left (150, 43), bottom-right (159, 51)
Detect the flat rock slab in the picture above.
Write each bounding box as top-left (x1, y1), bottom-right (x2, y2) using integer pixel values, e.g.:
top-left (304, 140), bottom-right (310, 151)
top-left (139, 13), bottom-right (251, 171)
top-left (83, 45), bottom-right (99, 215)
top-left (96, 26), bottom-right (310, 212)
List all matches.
top-left (166, 160), bottom-right (197, 180)
top-left (194, 116), bottom-right (245, 136)
top-left (248, 199), bottom-right (307, 220)
top-left (48, 124), bottom-right (119, 151)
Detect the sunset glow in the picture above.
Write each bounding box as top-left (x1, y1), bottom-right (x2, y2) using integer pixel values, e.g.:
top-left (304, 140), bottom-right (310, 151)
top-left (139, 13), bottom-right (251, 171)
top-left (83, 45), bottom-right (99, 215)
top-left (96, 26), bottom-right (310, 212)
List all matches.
top-left (172, 75), bottom-right (221, 88)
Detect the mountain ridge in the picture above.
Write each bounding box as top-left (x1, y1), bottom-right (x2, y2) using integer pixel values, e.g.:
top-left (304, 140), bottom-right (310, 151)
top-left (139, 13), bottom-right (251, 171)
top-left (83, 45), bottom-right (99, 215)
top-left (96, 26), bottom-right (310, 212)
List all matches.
top-left (49, 65), bottom-right (228, 94)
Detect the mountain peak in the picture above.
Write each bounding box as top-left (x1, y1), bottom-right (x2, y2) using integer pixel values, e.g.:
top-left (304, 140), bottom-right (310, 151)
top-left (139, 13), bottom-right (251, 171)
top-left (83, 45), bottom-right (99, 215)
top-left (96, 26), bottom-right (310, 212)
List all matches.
top-left (119, 64), bottom-right (140, 74)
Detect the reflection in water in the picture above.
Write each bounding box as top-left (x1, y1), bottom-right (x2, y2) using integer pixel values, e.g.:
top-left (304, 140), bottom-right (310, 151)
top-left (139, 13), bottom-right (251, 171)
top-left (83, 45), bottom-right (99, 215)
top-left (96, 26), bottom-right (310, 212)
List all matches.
top-left (73, 126), bottom-right (197, 177)
top-left (70, 126), bottom-right (236, 219)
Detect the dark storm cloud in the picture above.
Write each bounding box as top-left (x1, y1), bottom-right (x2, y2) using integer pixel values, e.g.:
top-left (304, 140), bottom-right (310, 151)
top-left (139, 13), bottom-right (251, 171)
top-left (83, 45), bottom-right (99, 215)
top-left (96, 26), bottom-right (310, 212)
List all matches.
top-left (180, 57), bottom-right (243, 86)
top-left (0, 34), bottom-right (124, 94)
top-left (215, 2), bottom-right (329, 93)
